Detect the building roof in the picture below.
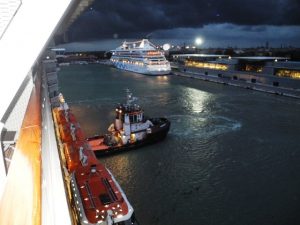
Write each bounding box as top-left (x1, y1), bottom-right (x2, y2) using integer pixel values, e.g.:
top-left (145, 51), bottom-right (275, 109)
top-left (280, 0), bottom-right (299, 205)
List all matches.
top-left (172, 54), bottom-right (229, 58)
top-left (233, 56), bottom-right (289, 61)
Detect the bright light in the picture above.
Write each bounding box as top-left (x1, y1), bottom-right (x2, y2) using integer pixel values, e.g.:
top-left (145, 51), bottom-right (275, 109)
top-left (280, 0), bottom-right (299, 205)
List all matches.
top-left (195, 37), bottom-right (203, 45)
top-left (162, 43), bottom-right (170, 51)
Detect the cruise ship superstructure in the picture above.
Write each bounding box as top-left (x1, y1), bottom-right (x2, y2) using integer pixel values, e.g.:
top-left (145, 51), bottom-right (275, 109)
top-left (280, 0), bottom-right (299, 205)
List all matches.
top-left (0, 0), bottom-right (138, 224)
top-left (111, 39), bottom-right (171, 75)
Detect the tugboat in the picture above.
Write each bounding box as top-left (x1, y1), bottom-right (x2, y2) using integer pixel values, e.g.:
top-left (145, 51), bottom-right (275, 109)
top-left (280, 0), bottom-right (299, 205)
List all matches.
top-left (52, 94), bottom-right (138, 225)
top-left (87, 90), bottom-right (170, 155)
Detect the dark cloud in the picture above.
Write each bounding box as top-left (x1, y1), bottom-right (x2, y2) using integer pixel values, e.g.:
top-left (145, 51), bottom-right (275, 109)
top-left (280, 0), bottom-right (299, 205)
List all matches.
top-left (60, 24), bottom-right (300, 50)
top-left (68, 0), bottom-right (300, 41)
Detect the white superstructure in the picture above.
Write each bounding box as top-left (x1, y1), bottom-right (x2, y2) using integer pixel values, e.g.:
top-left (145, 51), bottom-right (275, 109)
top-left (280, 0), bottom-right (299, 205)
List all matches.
top-left (0, 0), bottom-right (94, 224)
top-left (110, 39), bottom-right (171, 75)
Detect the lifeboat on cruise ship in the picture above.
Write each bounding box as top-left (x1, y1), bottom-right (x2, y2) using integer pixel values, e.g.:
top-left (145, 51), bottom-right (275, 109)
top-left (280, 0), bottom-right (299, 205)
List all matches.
top-left (87, 90), bottom-right (170, 156)
top-left (58, 123), bottom-right (85, 143)
top-left (52, 93), bottom-right (138, 225)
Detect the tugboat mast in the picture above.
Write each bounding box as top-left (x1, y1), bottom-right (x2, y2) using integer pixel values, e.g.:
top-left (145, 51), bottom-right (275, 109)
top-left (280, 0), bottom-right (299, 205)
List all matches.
top-left (125, 88), bottom-right (138, 106)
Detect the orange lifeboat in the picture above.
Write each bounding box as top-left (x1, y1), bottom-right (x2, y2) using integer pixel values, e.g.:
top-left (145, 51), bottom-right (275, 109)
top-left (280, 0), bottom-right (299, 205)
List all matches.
top-left (63, 142), bottom-right (80, 172)
top-left (55, 110), bottom-right (77, 124)
top-left (58, 123), bottom-right (85, 143)
top-left (53, 93), bottom-right (138, 225)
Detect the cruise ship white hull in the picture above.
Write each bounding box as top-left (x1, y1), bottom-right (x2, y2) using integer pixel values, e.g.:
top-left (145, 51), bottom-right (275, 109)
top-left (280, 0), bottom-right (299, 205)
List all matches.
top-left (113, 61), bottom-right (171, 75)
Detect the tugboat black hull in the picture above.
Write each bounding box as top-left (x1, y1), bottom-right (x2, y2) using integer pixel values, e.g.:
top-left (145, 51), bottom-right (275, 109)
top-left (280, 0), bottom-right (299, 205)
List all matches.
top-left (87, 118), bottom-right (170, 156)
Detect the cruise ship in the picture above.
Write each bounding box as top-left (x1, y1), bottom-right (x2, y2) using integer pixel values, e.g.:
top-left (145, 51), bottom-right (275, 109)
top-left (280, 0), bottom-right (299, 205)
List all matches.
top-left (0, 0), bottom-right (139, 224)
top-left (110, 39), bottom-right (171, 75)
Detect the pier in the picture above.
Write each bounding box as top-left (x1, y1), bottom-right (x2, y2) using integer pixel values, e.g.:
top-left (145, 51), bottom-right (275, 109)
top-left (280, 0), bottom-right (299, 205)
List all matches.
top-left (172, 70), bottom-right (300, 99)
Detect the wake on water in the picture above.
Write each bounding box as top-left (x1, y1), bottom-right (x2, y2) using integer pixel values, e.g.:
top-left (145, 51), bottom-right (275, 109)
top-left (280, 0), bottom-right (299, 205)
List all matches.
top-left (168, 114), bottom-right (241, 139)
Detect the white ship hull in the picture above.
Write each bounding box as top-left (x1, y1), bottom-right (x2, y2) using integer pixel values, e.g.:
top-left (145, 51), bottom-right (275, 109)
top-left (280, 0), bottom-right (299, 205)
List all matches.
top-left (110, 39), bottom-right (171, 76)
top-left (113, 61), bottom-right (171, 75)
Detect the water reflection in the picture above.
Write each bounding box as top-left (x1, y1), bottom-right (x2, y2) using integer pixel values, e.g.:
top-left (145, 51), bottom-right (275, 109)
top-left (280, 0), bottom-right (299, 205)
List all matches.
top-left (182, 87), bottom-right (212, 113)
top-left (101, 154), bottom-right (132, 185)
top-left (156, 75), bottom-right (169, 81)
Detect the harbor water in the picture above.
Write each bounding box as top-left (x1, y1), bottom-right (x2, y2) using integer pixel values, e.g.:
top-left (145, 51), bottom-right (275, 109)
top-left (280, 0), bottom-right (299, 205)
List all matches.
top-left (58, 64), bottom-right (300, 225)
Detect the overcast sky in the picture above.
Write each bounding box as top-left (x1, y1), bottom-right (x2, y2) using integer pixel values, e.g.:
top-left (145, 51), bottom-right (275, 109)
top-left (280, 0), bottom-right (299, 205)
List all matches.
top-left (66, 0), bottom-right (300, 48)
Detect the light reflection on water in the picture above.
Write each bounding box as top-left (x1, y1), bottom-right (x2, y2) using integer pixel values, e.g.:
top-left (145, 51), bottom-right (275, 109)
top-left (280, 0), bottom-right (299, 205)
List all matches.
top-left (183, 86), bottom-right (211, 113)
top-left (58, 64), bottom-right (300, 225)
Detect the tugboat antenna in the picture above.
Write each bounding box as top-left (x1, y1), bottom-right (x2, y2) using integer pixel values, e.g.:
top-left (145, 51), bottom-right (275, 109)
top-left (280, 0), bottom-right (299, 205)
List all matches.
top-left (125, 88), bottom-right (137, 106)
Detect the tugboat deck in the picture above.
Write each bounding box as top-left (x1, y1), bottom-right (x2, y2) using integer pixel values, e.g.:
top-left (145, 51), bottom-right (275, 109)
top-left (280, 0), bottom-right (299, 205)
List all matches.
top-left (88, 136), bottom-right (110, 151)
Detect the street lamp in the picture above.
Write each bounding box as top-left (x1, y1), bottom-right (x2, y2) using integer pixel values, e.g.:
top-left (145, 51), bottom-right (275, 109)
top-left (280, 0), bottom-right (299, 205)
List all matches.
top-left (194, 37), bottom-right (203, 53)
top-left (195, 37), bottom-right (203, 46)
top-left (162, 43), bottom-right (171, 51)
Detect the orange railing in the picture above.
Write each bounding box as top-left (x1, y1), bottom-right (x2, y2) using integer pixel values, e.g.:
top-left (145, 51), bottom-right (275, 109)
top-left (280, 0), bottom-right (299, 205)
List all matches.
top-left (0, 77), bottom-right (41, 225)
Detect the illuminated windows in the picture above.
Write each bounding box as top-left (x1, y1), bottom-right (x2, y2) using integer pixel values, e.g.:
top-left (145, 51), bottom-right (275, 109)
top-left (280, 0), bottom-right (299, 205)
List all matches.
top-left (245, 64), bottom-right (263, 72)
top-left (275, 69), bottom-right (300, 79)
top-left (185, 60), bottom-right (228, 71)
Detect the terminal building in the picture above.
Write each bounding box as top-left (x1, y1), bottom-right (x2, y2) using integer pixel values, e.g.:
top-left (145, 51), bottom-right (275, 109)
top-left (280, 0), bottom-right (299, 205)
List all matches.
top-left (172, 54), bottom-right (300, 97)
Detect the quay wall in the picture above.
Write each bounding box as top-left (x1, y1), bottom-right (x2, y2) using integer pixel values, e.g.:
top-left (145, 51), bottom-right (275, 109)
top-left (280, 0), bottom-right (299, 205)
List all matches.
top-left (172, 67), bottom-right (300, 99)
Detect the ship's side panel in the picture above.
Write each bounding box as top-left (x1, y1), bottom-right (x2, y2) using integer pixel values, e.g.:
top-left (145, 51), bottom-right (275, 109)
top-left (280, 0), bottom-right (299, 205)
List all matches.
top-left (0, 75), bottom-right (42, 225)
